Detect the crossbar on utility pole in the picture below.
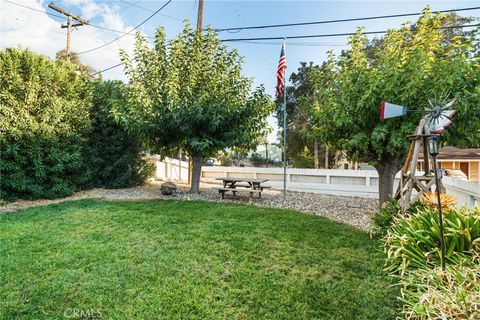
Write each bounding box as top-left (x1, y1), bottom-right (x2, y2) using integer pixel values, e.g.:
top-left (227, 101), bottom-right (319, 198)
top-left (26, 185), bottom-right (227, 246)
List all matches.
top-left (48, 2), bottom-right (89, 60)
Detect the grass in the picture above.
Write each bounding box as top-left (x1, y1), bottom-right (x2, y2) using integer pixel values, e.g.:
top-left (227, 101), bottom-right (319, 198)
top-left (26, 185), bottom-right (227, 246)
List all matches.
top-left (0, 200), bottom-right (399, 319)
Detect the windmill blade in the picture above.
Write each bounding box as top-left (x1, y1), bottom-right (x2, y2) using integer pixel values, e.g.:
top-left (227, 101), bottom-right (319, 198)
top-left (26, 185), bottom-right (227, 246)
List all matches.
top-left (442, 99), bottom-right (456, 109)
top-left (380, 101), bottom-right (407, 120)
top-left (425, 109), bottom-right (457, 133)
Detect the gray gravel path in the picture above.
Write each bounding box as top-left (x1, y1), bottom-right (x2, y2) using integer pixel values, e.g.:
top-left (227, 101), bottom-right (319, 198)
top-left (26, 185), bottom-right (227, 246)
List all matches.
top-left (0, 181), bottom-right (377, 230)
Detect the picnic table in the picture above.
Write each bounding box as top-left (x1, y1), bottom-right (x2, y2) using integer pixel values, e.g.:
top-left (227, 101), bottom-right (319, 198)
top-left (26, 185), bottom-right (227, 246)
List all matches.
top-left (215, 177), bottom-right (270, 199)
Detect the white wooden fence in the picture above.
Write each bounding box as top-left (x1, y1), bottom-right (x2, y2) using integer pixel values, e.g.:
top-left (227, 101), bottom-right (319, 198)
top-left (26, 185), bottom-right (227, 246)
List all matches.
top-left (156, 158), bottom-right (479, 209)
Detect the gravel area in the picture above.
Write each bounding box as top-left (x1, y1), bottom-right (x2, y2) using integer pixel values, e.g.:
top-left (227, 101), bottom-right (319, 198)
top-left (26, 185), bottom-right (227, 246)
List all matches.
top-left (0, 180), bottom-right (378, 230)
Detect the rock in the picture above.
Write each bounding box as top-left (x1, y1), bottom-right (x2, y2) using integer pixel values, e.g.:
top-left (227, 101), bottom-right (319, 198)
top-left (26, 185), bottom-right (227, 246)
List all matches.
top-left (346, 202), bottom-right (362, 209)
top-left (160, 182), bottom-right (177, 195)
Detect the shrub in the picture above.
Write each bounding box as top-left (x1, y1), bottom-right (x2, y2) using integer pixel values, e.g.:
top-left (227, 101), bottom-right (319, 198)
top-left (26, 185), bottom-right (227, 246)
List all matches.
top-left (0, 49), bottom-right (153, 200)
top-left (0, 48), bottom-right (92, 200)
top-left (384, 205), bottom-right (480, 274)
top-left (371, 199), bottom-right (402, 236)
top-left (370, 199), bottom-right (426, 236)
top-left (399, 253), bottom-right (480, 320)
top-left (82, 81), bottom-right (154, 189)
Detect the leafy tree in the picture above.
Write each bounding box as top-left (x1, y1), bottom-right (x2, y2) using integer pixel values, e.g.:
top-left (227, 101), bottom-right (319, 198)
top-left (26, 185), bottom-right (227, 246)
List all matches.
top-left (116, 24), bottom-right (274, 193)
top-left (56, 49), bottom-right (95, 76)
top-left (83, 80), bottom-right (154, 189)
top-left (276, 62), bottom-right (335, 168)
top-left (311, 10), bottom-right (480, 206)
top-left (0, 48), bottom-right (92, 199)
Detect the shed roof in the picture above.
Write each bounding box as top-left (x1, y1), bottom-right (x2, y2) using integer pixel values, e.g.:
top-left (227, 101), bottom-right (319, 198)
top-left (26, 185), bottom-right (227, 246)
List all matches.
top-left (436, 146), bottom-right (480, 160)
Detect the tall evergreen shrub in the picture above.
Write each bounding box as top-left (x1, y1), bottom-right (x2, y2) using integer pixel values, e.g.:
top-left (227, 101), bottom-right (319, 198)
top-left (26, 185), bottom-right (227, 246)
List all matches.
top-left (83, 81), bottom-right (154, 189)
top-left (0, 49), bottom-right (153, 200)
top-left (0, 48), bottom-right (92, 199)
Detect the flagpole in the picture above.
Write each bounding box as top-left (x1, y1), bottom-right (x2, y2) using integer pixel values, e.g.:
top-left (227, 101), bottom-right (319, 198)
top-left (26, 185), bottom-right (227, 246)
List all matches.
top-left (283, 38), bottom-right (287, 201)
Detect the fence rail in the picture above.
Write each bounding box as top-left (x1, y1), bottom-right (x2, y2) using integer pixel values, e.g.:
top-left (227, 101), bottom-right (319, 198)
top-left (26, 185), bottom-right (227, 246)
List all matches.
top-left (156, 158), bottom-right (479, 209)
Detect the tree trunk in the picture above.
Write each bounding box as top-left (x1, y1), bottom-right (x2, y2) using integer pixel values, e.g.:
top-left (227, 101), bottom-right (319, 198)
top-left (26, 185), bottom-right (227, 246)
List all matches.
top-left (325, 146), bottom-right (329, 169)
top-left (314, 139), bottom-right (319, 169)
top-left (189, 155), bottom-right (203, 193)
top-left (334, 151), bottom-right (340, 169)
top-left (374, 158), bottom-right (403, 208)
top-left (265, 142), bottom-right (269, 167)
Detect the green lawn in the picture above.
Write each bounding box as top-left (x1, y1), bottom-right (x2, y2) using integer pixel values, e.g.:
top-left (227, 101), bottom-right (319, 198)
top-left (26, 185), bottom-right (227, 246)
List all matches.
top-left (0, 200), bottom-right (399, 319)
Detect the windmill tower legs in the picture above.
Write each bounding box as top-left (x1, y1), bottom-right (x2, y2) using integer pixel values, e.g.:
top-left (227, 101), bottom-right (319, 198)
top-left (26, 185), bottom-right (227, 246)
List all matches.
top-left (395, 119), bottom-right (443, 212)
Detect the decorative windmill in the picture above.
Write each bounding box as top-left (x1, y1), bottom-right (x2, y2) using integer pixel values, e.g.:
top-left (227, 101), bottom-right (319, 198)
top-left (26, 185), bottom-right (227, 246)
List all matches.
top-left (380, 97), bottom-right (457, 212)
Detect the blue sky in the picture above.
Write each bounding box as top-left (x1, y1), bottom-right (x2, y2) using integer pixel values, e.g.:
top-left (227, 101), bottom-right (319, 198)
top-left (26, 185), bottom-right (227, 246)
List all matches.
top-left (1, 0), bottom-right (479, 141)
top-left (84, 0), bottom-right (478, 90)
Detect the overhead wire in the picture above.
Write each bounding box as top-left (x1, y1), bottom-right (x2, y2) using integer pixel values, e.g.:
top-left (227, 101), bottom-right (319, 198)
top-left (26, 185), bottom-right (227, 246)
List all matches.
top-left (229, 0), bottom-right (275, 74)
top-left (118, 0), bottom-right (183, 22)
top-left (220, 23), bottom-right (480, 42)
top-left (2, 0), bottom-right (155, 39)
top-left (5, 1), bottom-right (479, 46)
top-left (234, 41), bottom-right (350, 47)
top-left (90, 62), bottom-right (123, 76)
top-left (85, 23), bottom-right (155, 39)
top-left (4, 0), bottom-right (476, 75)
top-left (3, 0), bottom-right (64, 20)
top-left (76, 0), bottom-right (173, 55)
top-left (90, 22), bottom-right (479, 75)
top-left (211, 6), bottom-right (480, 32)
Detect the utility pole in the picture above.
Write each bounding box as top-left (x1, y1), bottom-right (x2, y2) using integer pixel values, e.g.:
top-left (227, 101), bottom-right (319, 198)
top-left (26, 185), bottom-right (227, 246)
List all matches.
top-left (48, 2), bottom-right (88, 60)
top-left (196, 0), bottom-right (204, 31)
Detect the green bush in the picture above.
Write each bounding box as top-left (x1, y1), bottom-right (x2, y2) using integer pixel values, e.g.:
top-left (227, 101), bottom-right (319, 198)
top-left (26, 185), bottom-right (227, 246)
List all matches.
top-left (82, 81), bottom-right (154, 189)
top-left (0, 48), bottom-right (92, 200)
top-left (370, 199), bottom-right (426, 236)
top-left (0, 49), bottom-right (153, 200)
top-left (398, 253), bottom-right (480, 320)
top-left (371, 199), bottom-right (402, 236)
top-left (384, 205), bottom-right (480, 275)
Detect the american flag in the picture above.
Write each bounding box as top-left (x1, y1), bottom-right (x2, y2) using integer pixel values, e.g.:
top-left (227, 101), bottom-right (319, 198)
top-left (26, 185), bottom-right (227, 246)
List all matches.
top-left (276, 42), bottom-right (287, 98)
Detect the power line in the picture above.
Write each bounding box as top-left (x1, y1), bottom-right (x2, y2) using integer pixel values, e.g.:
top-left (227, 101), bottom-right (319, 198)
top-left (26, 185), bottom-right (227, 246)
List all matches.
top-left (86, 23), bottom-right (155, 39)
top-left (2, 0), bottom-right (155, 39)
top-left (212, 6), bottom-right (480, 32)
top-left (91, 23), bottom-right (479, 75)
top-left (234, 41), bottom-right (350, 47)
top-left (220, 23), bottom-right (480, 42)
top-left (91, 62), bottom-right (123, 76)
top-left (3, 0), bottom-right (64, 20)
top-left (77, 0), bottom-right (173, 55)
top-left (119, 0), bottom-right (183, 22)
top-left (6, 0), bottom-right (479, 46)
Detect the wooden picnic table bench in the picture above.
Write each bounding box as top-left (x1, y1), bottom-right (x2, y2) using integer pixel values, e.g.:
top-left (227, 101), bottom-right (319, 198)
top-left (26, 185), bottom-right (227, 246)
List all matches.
top-left (215, 177), bottom-right (270, 199)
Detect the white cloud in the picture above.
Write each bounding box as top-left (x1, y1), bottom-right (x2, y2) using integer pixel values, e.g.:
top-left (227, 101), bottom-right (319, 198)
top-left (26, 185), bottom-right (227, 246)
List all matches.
top-left (0, 0), bottom-right (138, 81)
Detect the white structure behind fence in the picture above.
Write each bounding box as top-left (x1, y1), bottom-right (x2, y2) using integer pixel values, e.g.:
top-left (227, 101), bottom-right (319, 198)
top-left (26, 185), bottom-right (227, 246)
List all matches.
top-left (156, 158), bottom-right (479, 209)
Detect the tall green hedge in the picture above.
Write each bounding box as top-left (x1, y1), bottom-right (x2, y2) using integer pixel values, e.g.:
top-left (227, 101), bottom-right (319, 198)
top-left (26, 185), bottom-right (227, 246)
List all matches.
top-left (0, 48), bottom-right (153, 200)
top-left (0, 48), bottom-right (92, 199)
top-left (83, 81), bottom-right (154, 189)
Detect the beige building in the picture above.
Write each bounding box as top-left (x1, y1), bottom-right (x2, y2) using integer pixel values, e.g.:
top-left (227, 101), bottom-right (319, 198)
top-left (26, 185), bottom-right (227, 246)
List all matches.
top-left (418, 146), bottom-right (480, 183)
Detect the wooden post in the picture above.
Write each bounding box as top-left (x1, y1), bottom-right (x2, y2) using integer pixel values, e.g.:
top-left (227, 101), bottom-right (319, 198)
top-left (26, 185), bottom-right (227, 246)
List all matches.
top-left (314, 139), bottom-right (319, 169)
top-left (48, 2), bottom-right (88, 60)
top-left (196, 0), bottom-right (204, 32)
top-left (66, 16), bottom-right (72, 59)
top-left (422, 136), bottom-right (430, 175)
top-left (395, 119), bottom-right (440, 212)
